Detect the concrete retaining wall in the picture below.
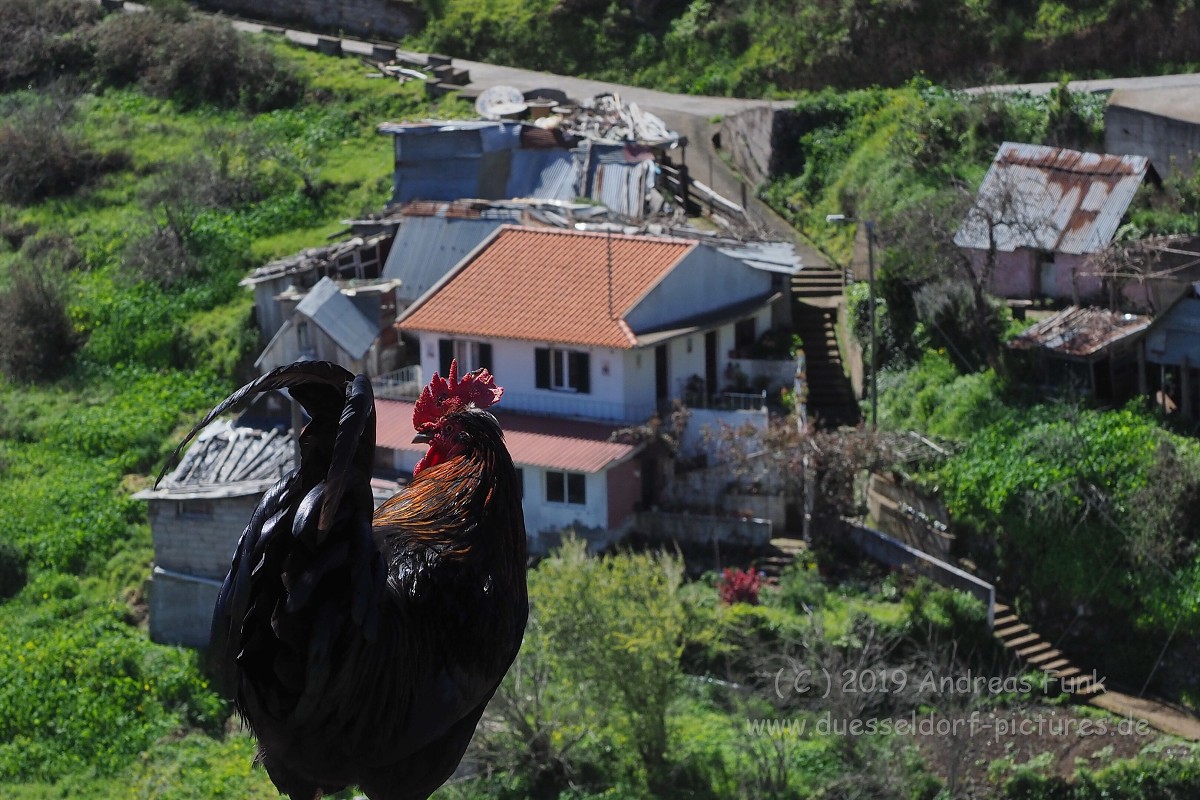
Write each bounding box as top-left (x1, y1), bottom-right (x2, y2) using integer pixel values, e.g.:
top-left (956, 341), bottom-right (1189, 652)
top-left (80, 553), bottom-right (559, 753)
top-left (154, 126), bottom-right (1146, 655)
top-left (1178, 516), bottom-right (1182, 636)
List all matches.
top-left (195, 0), bottom-right (422, 41)
top-left (844, 520), bottom-right (994, 625)
top-left (636, 510), bottom-right (772, 547)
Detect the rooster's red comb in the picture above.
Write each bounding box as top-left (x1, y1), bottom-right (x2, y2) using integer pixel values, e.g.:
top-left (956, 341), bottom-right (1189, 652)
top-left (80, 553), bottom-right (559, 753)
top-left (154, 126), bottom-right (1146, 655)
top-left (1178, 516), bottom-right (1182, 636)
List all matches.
top-left (412, 359), bottom-right (504, 428)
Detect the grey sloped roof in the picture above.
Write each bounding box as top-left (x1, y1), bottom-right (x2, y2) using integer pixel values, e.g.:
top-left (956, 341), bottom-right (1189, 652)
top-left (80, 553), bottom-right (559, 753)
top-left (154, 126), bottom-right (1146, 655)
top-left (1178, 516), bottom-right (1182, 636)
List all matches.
top-left (134, 421), bottom-right (293, 500)
top-left (954, 142), bottom-right (1153, 256)
top-left (296, 277), bottom-right (379, 359)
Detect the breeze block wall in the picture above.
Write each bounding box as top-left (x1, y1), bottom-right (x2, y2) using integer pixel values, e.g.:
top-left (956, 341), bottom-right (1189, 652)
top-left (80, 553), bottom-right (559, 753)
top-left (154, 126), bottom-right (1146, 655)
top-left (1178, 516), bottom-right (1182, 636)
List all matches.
top-left (147, 494), bottom-right (262, 647)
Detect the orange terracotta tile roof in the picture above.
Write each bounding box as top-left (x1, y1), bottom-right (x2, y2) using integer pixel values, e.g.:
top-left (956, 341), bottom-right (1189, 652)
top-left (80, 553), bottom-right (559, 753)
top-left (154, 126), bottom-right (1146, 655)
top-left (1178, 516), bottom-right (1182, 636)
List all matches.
top-left (375, 399), bottom-right (638, 474)
top-left (397, 225), bottom-right (696, 349)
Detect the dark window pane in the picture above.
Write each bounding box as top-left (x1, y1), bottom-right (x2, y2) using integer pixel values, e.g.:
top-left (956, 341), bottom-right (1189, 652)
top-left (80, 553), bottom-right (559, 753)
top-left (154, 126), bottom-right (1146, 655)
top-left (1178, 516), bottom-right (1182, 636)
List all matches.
top-left (546, 471), bottom-right (565, 503)
top-left (535, 348), bottom-right (550, 388)
top-left (567, 472), bottom-right (585, 504)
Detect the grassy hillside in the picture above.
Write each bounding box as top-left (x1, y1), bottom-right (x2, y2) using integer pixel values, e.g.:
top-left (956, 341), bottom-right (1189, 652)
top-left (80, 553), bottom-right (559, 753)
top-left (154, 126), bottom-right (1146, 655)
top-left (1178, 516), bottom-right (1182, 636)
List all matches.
top-left (409, 0), bottom-right (1200, 96)
top-left (0, 4), bottom-right (469, 793)
top-left (1, 3), bottom-right (1197, 797)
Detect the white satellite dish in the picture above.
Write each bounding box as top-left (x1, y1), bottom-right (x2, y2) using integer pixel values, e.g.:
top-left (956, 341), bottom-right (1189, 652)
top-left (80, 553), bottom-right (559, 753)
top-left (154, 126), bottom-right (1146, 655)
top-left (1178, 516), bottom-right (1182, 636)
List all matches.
top-left (475, 85), bottom-right (528, 120)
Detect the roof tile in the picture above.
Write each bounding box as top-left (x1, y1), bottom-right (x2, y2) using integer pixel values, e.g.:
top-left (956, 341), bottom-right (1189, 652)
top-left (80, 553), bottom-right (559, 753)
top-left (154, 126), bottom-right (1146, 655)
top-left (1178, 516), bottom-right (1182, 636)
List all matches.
top-left (375, 398), bottom-right (638, 474)
top-left (397, 226), bottom-right (695, 349)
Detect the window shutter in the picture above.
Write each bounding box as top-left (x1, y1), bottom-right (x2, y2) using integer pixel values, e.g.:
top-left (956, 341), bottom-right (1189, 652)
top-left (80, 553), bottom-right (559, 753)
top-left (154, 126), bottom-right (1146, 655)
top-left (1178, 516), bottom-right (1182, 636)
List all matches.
top-left (479, 343), bottom-right (493, 372)
top-left (439, 339), bottom-right (453, 375)
top-left (535, 348), bottom-right (550, 389)
top-left (570, 352), bottom-right (590, 394)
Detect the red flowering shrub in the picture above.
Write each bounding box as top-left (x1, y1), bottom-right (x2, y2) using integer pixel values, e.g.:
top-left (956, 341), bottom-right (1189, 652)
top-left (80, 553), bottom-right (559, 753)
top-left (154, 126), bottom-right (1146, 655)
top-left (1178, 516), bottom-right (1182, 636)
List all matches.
top-left (718, 567), bottom-right (762, 605)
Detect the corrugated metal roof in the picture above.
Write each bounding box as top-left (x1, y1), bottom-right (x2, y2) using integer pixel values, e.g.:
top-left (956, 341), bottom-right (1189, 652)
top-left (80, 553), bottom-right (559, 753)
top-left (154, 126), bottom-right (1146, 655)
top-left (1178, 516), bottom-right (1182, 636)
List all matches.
top-left (381, 215), bottom-right (508, 304)
top-left (296, 277), bottom-right (380, 359)
top-left (507, 149), bottom-right (580, 200)
top-left (714, 241), bottom-right (803, 275)
top-left (954, 142), bottom-right (1152, 256)
top-left (135, 421), bottom-right (293, 499)
top-left (396, 226), bottom-right (696, 349)
top-left (1009, 305), bottom-right (1149, 357)
top-left (592, 160), bottom-right (654, 219)
top-left (240, 233), bottom-right (392, 286)
top-left (375, 399), bottom-right (638, 474)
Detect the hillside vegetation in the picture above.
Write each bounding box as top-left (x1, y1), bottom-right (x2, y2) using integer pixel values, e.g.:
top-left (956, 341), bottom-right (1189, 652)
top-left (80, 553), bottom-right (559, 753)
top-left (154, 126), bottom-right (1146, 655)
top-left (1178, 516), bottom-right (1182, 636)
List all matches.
top-left (0, 2), bottom-right (1197, 797)
top-left (757, 77), bottom-right (1200, 707)
top-left (410, 0), bottom-right (1200, 96)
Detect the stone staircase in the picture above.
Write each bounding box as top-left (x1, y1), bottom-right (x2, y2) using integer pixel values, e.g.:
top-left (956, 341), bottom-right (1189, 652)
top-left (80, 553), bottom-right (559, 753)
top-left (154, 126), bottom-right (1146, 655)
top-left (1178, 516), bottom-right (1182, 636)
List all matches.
top-left (992, 602), bottom-right (1105, 699)
top-left (791, 264), bottom-right (845, 300)
top-left (793, 302), bottom-right (860, 428)
top-left (756, 537), bottom-right (808, 582)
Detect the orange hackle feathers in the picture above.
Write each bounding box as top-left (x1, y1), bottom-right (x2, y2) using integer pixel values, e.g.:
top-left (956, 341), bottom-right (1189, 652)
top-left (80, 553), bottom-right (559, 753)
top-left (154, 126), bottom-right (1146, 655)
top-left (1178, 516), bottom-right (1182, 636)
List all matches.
top-left (412, 359), bottom-right (504, 430)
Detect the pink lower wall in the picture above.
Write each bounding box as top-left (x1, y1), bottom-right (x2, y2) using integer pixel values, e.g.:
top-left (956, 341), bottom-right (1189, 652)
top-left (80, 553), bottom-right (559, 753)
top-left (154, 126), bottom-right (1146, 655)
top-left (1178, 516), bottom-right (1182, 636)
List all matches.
top-left (606, 458), bottom-right (641, 530)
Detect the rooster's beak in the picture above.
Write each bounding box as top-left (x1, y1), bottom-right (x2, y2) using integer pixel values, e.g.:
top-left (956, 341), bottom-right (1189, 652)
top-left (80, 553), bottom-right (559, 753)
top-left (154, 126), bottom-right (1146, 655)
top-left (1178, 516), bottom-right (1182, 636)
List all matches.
top-left (412, 431), bottom-right (433, 444)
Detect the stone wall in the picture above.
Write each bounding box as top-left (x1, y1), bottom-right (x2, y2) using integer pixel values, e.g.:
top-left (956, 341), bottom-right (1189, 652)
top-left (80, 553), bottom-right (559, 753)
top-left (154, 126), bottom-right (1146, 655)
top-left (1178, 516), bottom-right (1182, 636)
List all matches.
top-left (718, 106), bottom-right (807, 188)
top-left (635, 510), bottom-right (772, 547)
top-left (195, 0), bottom-right (422, 42)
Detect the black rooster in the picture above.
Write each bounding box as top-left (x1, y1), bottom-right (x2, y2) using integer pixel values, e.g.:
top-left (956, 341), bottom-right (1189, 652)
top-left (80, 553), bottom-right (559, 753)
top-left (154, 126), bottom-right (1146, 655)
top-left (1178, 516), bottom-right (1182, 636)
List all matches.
top-left (161, 360), bottom-right (528, 799)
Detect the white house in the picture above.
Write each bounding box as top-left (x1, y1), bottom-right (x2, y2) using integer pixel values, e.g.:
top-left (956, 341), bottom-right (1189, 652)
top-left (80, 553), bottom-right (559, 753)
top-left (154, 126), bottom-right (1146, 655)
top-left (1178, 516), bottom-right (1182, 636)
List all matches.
top-left (373, 398), bottom-right (641, 552)
top-left (390, 225), bottom-right (793, 543)
top-left (396, 225), bottom-right (791, 424)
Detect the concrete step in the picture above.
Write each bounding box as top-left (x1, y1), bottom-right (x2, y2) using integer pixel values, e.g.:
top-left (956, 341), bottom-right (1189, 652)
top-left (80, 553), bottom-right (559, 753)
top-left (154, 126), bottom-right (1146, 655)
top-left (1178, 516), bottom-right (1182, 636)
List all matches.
top-left (1026, 648), bottom-right (1063, 665)
top-left (1041, 658), bottom-right (1071, 672)
top-left (995, 623), bottom-right (1030, 638)
top-left (1016, 641), bottom-right (1052, 658)
top-left (1002, 632), bottom-right (1042, 648)
top-left (993, 613), bottom-right (1019, 628)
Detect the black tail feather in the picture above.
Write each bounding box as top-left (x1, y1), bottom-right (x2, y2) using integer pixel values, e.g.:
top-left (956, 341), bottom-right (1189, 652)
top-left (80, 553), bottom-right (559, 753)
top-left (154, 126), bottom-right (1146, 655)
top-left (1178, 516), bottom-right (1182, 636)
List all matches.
top-left (156, 361), bottom-right (355, 487)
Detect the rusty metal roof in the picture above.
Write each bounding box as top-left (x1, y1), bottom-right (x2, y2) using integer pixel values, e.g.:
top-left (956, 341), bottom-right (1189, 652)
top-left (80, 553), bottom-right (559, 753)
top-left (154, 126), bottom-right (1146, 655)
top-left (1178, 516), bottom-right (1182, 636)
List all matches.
top-left (375, 399), bottom-right (639, 474)
top-left (1008, 305), bottom-right (1150, 358)
top-left (954, 142), bottom-right (1153, 256)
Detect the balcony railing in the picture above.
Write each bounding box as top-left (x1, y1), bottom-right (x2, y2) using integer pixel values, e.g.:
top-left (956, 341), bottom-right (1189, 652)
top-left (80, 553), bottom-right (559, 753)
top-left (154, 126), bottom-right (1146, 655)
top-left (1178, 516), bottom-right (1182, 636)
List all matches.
top-left (374, 364), bottom-right (423, 400)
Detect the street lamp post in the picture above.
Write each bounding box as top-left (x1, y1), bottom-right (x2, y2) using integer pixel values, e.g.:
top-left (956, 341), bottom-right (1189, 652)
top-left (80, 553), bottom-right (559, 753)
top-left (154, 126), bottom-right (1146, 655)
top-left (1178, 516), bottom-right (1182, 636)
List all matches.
top-left (826, 214), bottom-right (877, 428)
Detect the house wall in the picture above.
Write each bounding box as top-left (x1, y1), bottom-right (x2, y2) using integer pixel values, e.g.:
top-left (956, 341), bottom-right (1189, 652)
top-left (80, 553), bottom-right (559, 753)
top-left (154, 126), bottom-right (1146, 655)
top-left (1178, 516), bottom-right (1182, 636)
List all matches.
top-left (149, 569), bottom-right (222, 648)
top-left (256, 317), bottom-right (366, 376)
top-left (147, 494), bottom-right (262, 647)
top-left (970, 248), bottom-right (1104, 303)
top-left (518, 465), bottom-right (610, 551)
top-left (150, 496), bottom-right (260, 580)
top-left (622, 247), bottom-right (774, 333)
top-left (606, 458), bottom-right (641, 529)
top-left (416, 334), bottom-right (645, 421)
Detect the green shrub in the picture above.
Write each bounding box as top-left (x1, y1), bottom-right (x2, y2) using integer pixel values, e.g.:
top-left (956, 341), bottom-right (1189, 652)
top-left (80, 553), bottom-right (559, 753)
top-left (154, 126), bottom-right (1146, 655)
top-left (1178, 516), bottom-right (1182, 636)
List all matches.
top-left (0, 261), bottom-right (77, 383)
top-left (0, 579), bottom-right (226, 781)
top-left (0, 97), bottom-right (128, 206)
top-left (90, 11), bottom-right (303, 111)
top-left (0, 0), bottom-right (102, 91)
top-left (0, 540), bottom-right (27, 600)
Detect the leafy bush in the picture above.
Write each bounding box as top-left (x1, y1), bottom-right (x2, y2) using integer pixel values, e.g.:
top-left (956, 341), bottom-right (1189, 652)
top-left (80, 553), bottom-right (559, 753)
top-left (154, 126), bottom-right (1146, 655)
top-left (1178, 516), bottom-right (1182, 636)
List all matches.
top-left (718, 566), bottom-right (762, 605)
top-left (0, 259), bottom-right (77, 383)
top-left (0, 0), bottom-right (102, 91)
top-left (0, 97), bottom-right (127, 205)
top-left (475, 538), bottom-right (690, 795)
top-left (0, 540), bottom-right (27, 600)
top-left (0, 579), bottom-right (226, 781)
top-left (89, 10), bottom-right (303, 111)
